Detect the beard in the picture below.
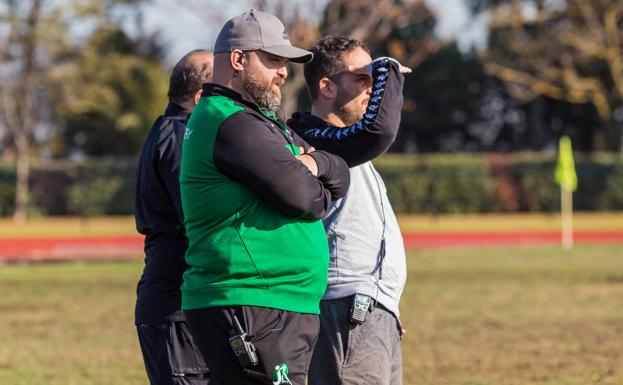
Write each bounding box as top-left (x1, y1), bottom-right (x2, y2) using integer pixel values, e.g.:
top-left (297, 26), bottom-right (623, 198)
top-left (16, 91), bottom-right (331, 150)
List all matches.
top-left (333, 87), bottom-right (366, 126)
top-left (243, 71), bottom-right (283, 114)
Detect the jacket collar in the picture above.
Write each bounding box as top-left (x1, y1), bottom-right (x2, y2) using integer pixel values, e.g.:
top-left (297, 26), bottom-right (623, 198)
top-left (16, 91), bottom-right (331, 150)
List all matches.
top-left (288, 111), bottom-right (331, 133)
top-left (202, 83), bottom-right (285, 123)
top-left (164, 102), bottom-right (191, 120)
top-left (203, 83), bottom-right (261, 112)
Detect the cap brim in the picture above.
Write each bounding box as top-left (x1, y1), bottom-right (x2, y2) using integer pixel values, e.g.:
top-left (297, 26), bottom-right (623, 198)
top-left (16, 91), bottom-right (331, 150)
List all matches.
top-left (261, 45), bottom-right (313, 63)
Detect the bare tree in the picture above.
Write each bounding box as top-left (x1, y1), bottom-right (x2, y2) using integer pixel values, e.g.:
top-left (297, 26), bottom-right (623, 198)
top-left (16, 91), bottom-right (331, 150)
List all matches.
top-left (250, 0), bottom-right (326, 116)
top-left (0, 0), bottom-right (150, 220)
top-left (320, 0), bottom-right (438, 68)
top-left (177, 0), bottom-right (438, 116)
top-left (254, 0), bottom-right (438, 114)
top-left (480, 0), bottom-right (623, 153)
top-left (0, 0), bottom-right (42, 223)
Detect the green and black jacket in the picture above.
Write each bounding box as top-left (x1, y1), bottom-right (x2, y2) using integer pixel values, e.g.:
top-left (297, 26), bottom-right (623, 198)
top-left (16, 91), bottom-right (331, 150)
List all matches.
top-left (179, 84), bottom-right (350, 314)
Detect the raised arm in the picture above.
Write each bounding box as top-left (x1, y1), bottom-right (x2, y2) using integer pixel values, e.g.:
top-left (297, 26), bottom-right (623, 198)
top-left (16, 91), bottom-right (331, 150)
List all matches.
top-left (295, 58), bottom-right (406, 167)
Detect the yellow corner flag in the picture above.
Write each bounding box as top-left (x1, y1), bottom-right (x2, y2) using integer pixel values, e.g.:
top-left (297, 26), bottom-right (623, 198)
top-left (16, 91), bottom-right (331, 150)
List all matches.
top-left (555, 135), bottom-right (577, 249)
top-left (555, 136), bottom-right (578, 192)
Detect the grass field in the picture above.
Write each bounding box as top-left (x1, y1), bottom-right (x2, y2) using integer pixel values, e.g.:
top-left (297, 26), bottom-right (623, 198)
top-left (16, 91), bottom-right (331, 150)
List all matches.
top-left (1, 244), bottom-right (621, 385)
top-left (1, 212), bottom-right (622, 238)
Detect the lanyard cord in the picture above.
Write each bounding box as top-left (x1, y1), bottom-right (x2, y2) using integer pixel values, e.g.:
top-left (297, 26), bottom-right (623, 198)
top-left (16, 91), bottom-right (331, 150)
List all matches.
top-left (369, 163), bottom-right (387, 280)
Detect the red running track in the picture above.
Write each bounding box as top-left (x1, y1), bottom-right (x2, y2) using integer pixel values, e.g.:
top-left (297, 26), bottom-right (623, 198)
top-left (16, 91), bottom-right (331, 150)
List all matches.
top-left (402, 231), bottom-right (623, 248)
top-left (0, 236), bottom-right (144, 262)
top-left (1, 231), bottom-right (622, 262)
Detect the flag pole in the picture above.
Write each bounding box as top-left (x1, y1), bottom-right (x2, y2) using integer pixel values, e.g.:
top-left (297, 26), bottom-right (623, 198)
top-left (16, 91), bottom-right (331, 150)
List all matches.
top-left (560, 186), bottom-right (573, 249)
top-left (555, 135), bottom-right (577, 250)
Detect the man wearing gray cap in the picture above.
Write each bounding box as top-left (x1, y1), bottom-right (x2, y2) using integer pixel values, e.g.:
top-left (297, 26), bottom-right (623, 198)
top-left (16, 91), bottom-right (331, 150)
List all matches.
top-left (179, 10), bottom-right (350, 385)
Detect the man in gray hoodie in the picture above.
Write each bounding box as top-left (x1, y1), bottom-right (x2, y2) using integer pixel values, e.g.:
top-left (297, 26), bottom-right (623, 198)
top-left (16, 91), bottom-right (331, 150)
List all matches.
top-left (287, 35), bottom-right (410, 385)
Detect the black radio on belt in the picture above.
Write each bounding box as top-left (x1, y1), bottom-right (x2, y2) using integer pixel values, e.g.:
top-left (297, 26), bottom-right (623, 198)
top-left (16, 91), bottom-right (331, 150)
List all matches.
top-left (349, 293), bottom-right (372, 324)
top-left (229, 315), bottom-right (259, 367)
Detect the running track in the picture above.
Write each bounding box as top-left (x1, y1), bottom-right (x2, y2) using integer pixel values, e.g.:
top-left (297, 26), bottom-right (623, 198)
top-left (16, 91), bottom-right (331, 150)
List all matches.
top-left (1, 231), bottom-right (622, 263)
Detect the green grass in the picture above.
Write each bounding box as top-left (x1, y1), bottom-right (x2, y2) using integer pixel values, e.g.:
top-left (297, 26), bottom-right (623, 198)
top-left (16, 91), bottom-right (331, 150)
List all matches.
top-left (1, 245), bottom-right (622, 385)
top-left (0, 262), bottom-right (145, 385)
top-left (402, 244), bottom-right (623, 385)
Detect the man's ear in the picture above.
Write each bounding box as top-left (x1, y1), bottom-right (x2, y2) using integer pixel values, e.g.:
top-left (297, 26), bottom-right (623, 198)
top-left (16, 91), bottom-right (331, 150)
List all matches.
top-left (230, 50), bottom-right (245, 72)
top-left (318, 78), bottom-right (337, 100)
top-left (193, 89), bottom-right (203, 105)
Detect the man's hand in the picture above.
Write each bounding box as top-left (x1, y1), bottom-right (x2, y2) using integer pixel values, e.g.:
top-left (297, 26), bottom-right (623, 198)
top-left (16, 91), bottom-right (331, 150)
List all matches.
top-left (347, 63), bottom-right (374, 77)
top-left (370, 57), bottom-right (412, 74)
top-left (396, 62), bottom-right (412, 74)
top-left (298, 146), bottom-right (315, 155)
top-left (296, 146), bottom-right (318, 176)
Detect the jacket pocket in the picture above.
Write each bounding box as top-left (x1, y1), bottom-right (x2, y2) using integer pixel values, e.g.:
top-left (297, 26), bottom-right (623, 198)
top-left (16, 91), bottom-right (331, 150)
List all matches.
top-left (165, 311), bottom-right (212, 384)
top-left (235, 227), bottom-right (267, 281)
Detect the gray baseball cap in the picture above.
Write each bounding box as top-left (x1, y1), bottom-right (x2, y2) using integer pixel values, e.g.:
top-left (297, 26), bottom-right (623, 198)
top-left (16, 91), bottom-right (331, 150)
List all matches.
top-left (214, 9), bottom-right (313, 63)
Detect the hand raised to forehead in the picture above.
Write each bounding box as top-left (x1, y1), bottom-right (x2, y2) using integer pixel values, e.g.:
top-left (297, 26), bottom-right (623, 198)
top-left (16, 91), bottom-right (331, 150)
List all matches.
top-left (372, 57), bottom-right (413, 74)
top-left (346, 63), bottom-right (374, 77)
top-left (396, 63), bottom-right (412, 74)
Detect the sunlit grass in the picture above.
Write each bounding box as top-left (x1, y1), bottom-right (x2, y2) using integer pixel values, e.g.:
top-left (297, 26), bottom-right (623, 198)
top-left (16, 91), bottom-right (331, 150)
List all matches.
top-left (402, 244), bottom-right (623, 385)
top-left (1, 244), bottom-right (622, 384)
top-left (0, 262), bottom-right (145, 385)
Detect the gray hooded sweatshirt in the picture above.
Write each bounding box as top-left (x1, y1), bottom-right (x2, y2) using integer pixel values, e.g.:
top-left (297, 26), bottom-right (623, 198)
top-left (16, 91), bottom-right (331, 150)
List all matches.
top-left (322, 162), bottom-right (407, 317)
top-left (288, 57), bottom-right (407, 318)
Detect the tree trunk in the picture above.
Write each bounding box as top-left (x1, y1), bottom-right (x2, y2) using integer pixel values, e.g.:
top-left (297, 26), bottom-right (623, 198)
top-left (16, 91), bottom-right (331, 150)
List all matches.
top-left (13, 132), bottom-right (30, 223)
top-left (282, 69), bottom-right (307, 117)
top-left (10, 0), bottom-right (41, 223)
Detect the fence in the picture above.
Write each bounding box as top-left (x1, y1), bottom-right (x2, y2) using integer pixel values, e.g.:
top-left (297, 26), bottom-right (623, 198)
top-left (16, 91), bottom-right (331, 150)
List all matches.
top-left (0, 153), bottom-right (621, 216)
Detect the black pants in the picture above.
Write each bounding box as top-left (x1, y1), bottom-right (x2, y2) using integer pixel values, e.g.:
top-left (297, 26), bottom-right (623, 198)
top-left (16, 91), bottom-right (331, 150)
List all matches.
top-left (137, 311), bottom-right (211, 385)
top-left (185, 306), bottom-right (319, 385)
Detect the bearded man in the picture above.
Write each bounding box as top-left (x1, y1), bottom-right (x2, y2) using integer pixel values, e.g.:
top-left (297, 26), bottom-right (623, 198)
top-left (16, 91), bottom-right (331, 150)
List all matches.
top-left (178, 10), bottom-right (350, 385)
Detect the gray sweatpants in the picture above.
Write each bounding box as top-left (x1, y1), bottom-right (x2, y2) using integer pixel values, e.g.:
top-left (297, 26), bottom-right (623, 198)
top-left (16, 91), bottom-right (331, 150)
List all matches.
top-left (308, 297), bottom-right (402, 385)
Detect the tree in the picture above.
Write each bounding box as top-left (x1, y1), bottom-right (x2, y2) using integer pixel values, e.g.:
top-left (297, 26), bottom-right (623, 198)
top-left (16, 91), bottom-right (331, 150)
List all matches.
top-left (47, 23), bottom-right (168, 157)
top-left (0, 0), bottom-right (159, 220)
top-left (256, 0), bottom-right (441, 125)
top-left (475, 0), bottom-right (623, 153)
top-left (0, 0), bottom-right (48, 222)
top-left (176, 0), bottom-right (440, 120)
top-left (250, 0), bottom-right (440, 116)
top-left (319, 0), bottom-right (438, 68)
top-left (247, 0), bottom-right (324, 116)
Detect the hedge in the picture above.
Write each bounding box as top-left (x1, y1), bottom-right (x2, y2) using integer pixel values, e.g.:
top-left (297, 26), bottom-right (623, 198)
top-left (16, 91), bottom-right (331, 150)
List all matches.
top-left (0, 158), bottom-right (136, 217)
top-left (374, 153), bottom-right (623, 213)
top-left (0, 153), bottom-right (621, 216)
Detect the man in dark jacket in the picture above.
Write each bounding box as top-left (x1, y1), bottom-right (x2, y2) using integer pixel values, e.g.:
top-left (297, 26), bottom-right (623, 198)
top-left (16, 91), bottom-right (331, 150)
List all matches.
top-left (135, 49), bottom-right (213, 385)
top-left (288, 36), bottom-right (410, 385)
top-left (179, 10), bottom-right (350, 385)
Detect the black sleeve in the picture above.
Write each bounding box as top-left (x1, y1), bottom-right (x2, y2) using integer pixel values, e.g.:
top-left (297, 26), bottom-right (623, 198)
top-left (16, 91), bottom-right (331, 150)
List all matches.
top-left (157, 119), bottom-right (185, 227)
top-left (299, 58), bottom-right (404, 167)
top-left (291, 130), bottom-right (350, 199)
top-left (213, 113), bottom-right (350, 219)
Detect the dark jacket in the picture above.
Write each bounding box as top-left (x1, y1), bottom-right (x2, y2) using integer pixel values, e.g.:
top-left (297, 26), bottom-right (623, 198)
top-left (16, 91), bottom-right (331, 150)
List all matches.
top-left (179, 84), bottom-right (350, 314)
top-left (134, 102), bottom-right (190, 325)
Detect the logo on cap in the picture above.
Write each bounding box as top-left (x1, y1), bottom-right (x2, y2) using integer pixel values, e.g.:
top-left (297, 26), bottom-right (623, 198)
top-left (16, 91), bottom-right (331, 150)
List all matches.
top-left (282, 29), bottom-right (289, 40)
